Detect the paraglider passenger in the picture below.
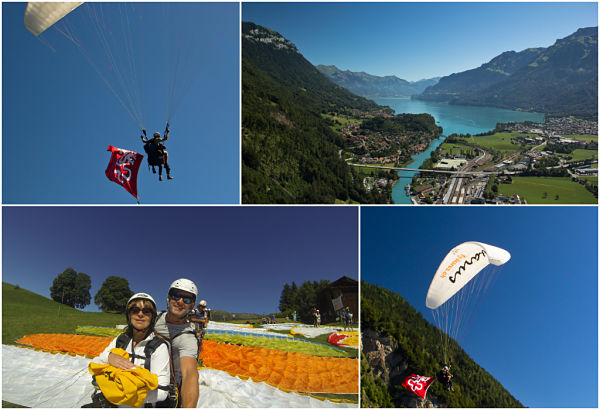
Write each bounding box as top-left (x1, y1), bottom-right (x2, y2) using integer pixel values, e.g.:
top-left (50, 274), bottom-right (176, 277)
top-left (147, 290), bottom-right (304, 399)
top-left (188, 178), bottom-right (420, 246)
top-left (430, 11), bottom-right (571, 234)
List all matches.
top-left (90, 293), bottom-right (170, 407)
top-left (154, 279), bottom-right (200, 408)
top-left (141, 125), bottom-right (173, 181)
top-left (437, 366), bottom-right (454, 392)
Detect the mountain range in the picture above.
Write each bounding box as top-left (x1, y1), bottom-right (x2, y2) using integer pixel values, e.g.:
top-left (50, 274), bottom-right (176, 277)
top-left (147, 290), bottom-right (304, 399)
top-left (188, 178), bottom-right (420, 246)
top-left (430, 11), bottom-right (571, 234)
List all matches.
top-left (316, 65), bottom-right (439, 98)
top-left (415, 27), bottom-right (598, 119)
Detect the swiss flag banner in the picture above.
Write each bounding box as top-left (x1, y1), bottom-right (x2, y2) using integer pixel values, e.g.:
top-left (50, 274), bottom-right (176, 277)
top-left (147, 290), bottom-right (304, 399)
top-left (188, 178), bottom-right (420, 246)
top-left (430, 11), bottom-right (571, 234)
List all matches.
top-left (401, 374), bottom-right (436, 399)
top-left (105, 145), bottom-right (143, 199)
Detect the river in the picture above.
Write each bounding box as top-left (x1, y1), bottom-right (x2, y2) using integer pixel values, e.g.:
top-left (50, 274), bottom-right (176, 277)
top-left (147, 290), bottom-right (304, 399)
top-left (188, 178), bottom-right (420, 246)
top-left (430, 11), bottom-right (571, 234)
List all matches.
top-left (373, 97), bottom-right (545, 204)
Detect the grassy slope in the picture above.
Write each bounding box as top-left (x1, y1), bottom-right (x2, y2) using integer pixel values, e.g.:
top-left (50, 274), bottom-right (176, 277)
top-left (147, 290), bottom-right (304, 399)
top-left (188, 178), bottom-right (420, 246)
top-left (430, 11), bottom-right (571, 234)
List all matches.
top-left (498, 177), bottom-right (598, 204)
top-left (3, 282), bottom-right (127, 345)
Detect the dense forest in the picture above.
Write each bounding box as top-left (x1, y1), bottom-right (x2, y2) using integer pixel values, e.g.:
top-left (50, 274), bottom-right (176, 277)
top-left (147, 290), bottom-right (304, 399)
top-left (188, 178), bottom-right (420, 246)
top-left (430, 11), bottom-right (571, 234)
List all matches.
top-left (242, 22), bottom-right (394, 204)
top-left (278, 280), bottom-right (330, 323)
top-left (361, 114), bottom-right (442, 136)
top-left (361, 282), bottom-right (523, 408)
top-left (242, 23), bottom-right (392, 203)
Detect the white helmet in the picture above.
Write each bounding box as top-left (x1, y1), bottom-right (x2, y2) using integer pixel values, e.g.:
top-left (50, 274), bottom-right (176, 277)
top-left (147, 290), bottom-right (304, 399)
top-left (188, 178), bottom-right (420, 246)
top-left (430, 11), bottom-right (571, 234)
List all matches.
top-left (126, 292), bottom-right (158, 331)
top-left (169, 278), bottom-right (198, 302)
top-left (153, 131), bottom-right (161, 138)
top-left (128, 292), bottom-right (156, 309)
top-left (199, 300), bottom-right (207, 307)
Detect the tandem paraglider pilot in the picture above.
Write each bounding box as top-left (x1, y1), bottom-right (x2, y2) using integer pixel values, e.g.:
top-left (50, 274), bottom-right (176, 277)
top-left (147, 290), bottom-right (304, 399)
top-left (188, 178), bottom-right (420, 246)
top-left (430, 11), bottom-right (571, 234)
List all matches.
top-left (153, 278), bottom-right (201, 408)
top-left (436, 366), bottom-right (454, 392)
top-left (141, 123), bottom-right (173, 181)
top-left (86, 293), bottom-right (171, 407)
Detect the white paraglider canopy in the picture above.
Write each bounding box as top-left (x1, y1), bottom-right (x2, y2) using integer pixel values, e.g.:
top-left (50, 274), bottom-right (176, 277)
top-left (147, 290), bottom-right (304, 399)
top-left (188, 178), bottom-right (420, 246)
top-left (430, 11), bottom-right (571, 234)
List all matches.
top-left (425, 241), bottom-right (510, 364)
top-left (426, 241), bottom-right (510, 309)
top-left (24, 2), bottom-right (82, 36)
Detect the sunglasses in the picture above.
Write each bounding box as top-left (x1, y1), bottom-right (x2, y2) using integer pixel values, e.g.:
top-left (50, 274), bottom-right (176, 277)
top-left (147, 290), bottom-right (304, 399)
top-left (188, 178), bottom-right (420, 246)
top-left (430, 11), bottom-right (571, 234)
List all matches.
top-left (130, 307), bottom-right (153, 316)
top-left (169, 291), bottom-right (194, 304)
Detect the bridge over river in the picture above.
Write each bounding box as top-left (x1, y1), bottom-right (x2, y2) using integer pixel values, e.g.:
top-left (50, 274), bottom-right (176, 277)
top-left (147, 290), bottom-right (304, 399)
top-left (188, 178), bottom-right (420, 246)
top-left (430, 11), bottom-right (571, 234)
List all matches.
top-left (349, 163), bottom-right (499, 177)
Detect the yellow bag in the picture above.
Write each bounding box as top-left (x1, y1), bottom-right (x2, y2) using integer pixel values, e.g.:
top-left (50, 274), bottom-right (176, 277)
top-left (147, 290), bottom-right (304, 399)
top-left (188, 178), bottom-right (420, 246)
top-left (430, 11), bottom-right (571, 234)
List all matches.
top-left (88, 348), bottom-right (158, 407)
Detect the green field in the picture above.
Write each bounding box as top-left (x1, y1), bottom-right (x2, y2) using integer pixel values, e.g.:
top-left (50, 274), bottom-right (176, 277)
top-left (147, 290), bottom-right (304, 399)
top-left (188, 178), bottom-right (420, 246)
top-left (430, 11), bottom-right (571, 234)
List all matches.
top-left (2, 282), bottom-right (123, 345)
top-left (567, 149), bottom-right (597, 162)
top-left (563, 134), bottom-right (598, 143)
top-left (469, 132), bottom-right (537, 152)
top-left (497, 177), bottom-right (598, 204)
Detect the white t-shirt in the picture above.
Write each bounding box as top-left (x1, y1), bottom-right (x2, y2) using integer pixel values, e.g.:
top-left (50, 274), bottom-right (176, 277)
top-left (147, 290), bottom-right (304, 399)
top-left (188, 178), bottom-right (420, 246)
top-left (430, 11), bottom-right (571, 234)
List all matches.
top-left (95, 332), bottom-right (170, 405)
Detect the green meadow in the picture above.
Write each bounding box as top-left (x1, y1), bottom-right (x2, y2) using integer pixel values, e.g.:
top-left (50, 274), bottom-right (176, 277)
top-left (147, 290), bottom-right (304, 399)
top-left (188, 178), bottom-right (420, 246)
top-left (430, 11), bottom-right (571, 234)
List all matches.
top-left (2, 282), bottom-right (122, 345)
top-left (497, 177), bottom-right (597, 204)
top-left (563, 134), bottom-right (598, 143)
top-left (566, 149), bottom-right (597, 162)
top-left (469, 132), bottom-right (537, 152)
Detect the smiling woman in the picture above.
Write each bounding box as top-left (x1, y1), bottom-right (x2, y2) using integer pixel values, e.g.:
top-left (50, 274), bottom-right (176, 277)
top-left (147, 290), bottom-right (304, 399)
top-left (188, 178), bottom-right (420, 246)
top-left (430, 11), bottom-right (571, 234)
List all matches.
top-left (89, 292), bottom-right (171, 407)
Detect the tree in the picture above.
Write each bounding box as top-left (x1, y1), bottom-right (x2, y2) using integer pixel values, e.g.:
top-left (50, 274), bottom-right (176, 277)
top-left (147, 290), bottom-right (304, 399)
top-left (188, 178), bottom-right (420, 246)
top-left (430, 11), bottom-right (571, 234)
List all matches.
top-left (278, 280), bottom-right (329, 323)
top-left (94, 276), bottom-right (134, 313)
top-left (279, 283), bottom-right (294, 314)
top-left (50, 268), bottom-right (91, 309)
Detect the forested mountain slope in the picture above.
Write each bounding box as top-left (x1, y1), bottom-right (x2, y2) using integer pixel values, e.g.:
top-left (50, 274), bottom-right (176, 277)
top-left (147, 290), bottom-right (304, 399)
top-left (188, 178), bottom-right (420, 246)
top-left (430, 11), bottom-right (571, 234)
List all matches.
top-left (361, 282), bottom-right (523, 408)
top-left (242, 22), bottom-right (392, 204)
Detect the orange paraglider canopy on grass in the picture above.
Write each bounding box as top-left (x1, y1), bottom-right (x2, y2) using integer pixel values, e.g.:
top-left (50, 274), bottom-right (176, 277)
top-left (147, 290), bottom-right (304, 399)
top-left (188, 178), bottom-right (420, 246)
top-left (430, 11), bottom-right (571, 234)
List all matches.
top-left (16, 334), bottom-right (358, 394)
top-left (16, 333), bottom-right (112, 357)
top-left (200, 340), bottom-right (358, 394)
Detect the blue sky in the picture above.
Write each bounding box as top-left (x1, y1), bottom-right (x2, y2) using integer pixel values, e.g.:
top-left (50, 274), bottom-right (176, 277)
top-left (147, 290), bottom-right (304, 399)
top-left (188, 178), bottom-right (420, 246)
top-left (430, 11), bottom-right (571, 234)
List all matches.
top-left (2, 206), bottom-right (358, 314)
top-left (3, 3), bottom-right (239, 204)
top-left (243, 2), bottom-right (598, 81)
top-left (361, 206), bottom-right (598, 407)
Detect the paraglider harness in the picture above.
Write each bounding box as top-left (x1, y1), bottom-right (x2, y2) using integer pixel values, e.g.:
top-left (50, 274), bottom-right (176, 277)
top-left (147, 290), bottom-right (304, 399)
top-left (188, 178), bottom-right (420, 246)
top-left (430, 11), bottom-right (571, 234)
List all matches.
top-left (84, 323), bottom-right (194, 409)
top-left (142, 127), bottom-right (168, 168)
top-left (151, 311), bottom-right (202, 408)
top-left (436, 366), bottom-right (454, 391)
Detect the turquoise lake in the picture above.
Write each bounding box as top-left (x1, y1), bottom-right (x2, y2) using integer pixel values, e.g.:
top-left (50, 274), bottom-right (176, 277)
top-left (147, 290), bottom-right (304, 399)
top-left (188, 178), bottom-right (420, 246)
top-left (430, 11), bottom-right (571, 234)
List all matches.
top-left (373, 98), bottom-right (545, 204)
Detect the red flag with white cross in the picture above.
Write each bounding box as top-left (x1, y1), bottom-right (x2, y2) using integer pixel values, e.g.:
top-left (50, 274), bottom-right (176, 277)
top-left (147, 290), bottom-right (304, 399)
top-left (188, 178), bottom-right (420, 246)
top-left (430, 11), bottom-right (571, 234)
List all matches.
top-left (105, 145), bottom-right (143, 199)
top-left (401, 374), bottom-right (436, 399)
